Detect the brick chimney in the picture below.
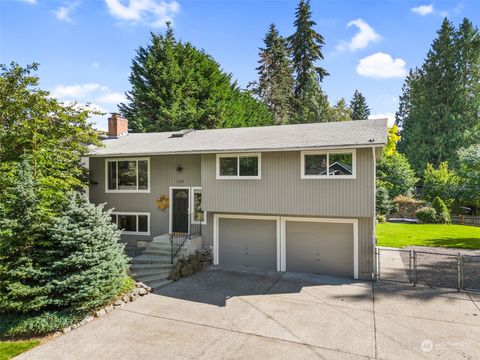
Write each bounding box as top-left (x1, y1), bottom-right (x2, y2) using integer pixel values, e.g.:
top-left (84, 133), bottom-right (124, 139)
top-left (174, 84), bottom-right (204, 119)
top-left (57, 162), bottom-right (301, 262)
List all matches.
top-left (108, 113), bottom-right (128, 138)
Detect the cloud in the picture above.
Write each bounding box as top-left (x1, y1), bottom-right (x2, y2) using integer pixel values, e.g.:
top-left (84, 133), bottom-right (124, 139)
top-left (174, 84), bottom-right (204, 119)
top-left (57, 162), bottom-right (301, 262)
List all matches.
top-left (105, 0), bottom-right (180, 27)
top-left (336, 19), bottom-right (381, 52)
top-left (411, 4), bottom-right (434, 16)
top-left (18, 0), bottom-right (37, 4)
top-left (356, 52), bottom-right (407, 79)
top-left (369, 113), bottom-right (396, 127)
top-left (96, 92), bottom-right (126, 104)
top-left (50, 83), bottom-right (102, 99)
top-left (50, 83), bottom-right (126, 130)
top-left (91, 62), bottom-right (100, 68)
top-left (52, 2), bottom-right (79, 23)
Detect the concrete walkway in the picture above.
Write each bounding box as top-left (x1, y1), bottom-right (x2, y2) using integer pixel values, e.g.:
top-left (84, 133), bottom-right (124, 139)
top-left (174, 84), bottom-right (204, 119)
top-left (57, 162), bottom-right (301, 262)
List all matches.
top-left (18, 266), bottom-right (480, 360)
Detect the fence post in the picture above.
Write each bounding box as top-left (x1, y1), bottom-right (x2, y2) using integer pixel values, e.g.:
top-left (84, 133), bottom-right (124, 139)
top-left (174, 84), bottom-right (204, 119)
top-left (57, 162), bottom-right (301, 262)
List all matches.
top-left (376, 248), bottom-right (380, 281)
top-left (413, 251), bottom-right (417, 287)
top-left (457, 253), bottom-right (464, 291)
top-left (409, 249), bottom-right (413, 283)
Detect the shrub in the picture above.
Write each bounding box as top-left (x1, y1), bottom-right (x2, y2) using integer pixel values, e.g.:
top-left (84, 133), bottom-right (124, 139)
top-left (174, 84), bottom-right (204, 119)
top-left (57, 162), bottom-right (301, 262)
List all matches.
top-left (45, 194), bottom-right (130, 312)
top-left (0, 310), bottom-right (85, 338)
top-left (432, 197), bottom-right (451, 224)
top-left (376, 215), bottom-right (387, 223)
top-left (416, 206), bottom-right (437, 223)
top-left (376, 181), bottom-right (395, 216)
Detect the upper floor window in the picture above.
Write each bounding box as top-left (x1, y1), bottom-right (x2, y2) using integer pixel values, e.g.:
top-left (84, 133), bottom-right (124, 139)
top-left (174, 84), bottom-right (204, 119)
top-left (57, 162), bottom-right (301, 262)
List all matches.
top-left (216, 153), bottom-right (261, 179)
top-left (106, 158), bottom-right (150, 192)
top-left (301, 150), bottom-right (356, 179)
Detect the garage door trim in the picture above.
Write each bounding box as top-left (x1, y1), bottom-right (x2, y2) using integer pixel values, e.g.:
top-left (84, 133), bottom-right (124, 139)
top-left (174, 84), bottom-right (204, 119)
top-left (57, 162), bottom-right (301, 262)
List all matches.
top-left (280, 217), bottom-right (359, 279)
top-left (213, 214), bottom-right (281, 271)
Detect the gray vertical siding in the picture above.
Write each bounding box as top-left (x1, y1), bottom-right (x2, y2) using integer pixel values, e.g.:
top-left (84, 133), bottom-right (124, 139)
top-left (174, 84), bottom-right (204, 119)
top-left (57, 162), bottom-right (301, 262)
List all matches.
top-left (89, 148), bottom-right (376, 278)
top-left (201, 148), bottom-right (375, 218)
top-left (89, 155), bottom-right (201, 247)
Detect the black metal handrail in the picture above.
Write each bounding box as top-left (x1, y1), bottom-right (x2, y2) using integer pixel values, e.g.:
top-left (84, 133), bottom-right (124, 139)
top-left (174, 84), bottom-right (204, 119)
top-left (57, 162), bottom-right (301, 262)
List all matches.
top-left (170, 212), bottom-right (202, 264)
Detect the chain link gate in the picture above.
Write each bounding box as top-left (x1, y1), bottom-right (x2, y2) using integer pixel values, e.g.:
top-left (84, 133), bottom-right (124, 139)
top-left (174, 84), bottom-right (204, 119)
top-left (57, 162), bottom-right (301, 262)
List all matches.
top-left (375, 247), bottom-right (480, 293)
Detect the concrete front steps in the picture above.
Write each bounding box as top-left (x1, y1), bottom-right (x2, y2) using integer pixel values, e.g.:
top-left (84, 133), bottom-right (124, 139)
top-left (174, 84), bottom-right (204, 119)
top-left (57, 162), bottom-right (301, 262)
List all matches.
top-left (129, 234), bottom-right (180, 291)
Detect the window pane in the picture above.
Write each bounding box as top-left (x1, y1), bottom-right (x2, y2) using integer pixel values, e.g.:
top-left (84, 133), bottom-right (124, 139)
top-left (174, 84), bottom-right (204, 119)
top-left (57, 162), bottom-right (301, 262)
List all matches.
top-left (193, 190), bottom-right (204, 222)
top-left (118, 161), bottom-right (137, 190)
top-left (239, 157), bottom-right (258, 176)
top-left (138, 215), bottom-right (148, 232)
top-left (118, 214), bottom-right (136, 232)
top-left (305, 154), bottom-right (327, 175)
top-left (110, 214), bottom-right (117, 224)
top-left (219, 157), bottom-right (238, 176)
top-left (138, 160), bottom-right (148, 190)
top-left (329, 153), bottom-right (353, 176)
top-left (107, 161), bottom-right (116, 190)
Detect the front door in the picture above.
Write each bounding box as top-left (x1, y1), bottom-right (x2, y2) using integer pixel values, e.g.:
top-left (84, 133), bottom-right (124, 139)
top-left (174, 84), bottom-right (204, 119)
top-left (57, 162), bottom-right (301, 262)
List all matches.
top-left (172, 188), bottom-right (189, 233)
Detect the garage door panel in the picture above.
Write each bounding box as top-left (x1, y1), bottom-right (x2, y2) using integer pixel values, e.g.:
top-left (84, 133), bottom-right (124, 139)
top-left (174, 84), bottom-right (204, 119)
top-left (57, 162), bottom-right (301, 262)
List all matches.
top-left (219, 218), bottom-right (277, 270)
top-left (286, 221), bottom-right (353, 277)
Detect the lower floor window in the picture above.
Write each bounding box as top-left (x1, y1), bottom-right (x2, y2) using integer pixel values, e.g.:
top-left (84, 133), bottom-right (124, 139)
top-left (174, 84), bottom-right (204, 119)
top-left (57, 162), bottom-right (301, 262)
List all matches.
top-left (110, 212), bottom-right (150, 235)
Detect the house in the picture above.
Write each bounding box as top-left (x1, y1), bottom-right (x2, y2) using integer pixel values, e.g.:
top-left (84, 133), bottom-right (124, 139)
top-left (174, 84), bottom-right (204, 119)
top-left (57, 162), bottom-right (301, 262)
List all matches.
top-left (88, 114), bottom-right (388, 281)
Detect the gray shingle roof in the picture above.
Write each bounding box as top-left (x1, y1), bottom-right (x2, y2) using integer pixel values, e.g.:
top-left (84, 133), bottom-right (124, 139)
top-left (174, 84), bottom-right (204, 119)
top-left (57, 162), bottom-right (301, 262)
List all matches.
top-left (90, 118), bottom-right (388, 157)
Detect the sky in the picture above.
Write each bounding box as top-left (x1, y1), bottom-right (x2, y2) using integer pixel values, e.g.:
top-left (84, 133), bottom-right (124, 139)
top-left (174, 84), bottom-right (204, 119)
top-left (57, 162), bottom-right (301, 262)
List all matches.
top-left (1, 0), bottom-right (479, 129)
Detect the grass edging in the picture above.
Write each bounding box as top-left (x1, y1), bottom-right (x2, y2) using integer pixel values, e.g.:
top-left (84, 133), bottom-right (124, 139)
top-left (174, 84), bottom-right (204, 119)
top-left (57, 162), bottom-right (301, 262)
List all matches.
top-left (0, 339), bottom-right (40, 360)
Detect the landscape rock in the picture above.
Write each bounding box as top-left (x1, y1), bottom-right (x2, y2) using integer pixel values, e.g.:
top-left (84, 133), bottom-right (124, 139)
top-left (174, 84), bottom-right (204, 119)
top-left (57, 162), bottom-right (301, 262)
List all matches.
top-left (181, 263), bottom-right (194, 277)
top-left (114, 299), bottom-right (123, 306)
top-left (139, 288), bottom-right (147, 296)
top-left (95, 309), bottom-right (107, 318)
top-left (105, 305), bottom-right (114, 313)
top-left (62, 326), bottom-right (72, 334)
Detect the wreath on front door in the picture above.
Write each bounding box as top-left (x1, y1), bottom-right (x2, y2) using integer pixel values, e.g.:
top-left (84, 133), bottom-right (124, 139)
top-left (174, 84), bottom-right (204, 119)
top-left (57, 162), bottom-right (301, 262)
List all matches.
top-left (156, 195), bottom-right (169, 210)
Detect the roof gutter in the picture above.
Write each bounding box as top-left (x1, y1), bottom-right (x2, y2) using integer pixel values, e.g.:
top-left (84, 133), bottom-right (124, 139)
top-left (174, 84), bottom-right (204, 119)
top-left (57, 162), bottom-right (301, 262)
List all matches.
top-left (88, 143), bottom-right (387, 158)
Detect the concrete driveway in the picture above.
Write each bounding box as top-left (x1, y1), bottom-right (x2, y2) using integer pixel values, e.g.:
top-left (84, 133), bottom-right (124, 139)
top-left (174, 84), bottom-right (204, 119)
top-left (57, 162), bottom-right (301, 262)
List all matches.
top-left (18, 266), bottom-right (480, 360)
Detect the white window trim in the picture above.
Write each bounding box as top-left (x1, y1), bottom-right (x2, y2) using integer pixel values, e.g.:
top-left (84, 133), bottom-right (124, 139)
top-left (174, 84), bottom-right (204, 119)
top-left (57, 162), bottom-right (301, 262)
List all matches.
top-left (105, 157), bottom-right (151, 193)
top-left (216, 153), bottom-right (261, 180)
top-left (111, 212), bottom-right (150, 236)
top-left (191, 187), bottom-right (207, 225)
top-left (301, 149), bottom-right (356, 179)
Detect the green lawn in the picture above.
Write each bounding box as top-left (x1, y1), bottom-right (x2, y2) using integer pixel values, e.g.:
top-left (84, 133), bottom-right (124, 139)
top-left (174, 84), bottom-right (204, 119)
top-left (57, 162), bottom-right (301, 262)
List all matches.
top-left (0, 340), bottom-right (40, 360)
top-left (376, 223), bottom-right (480, 249)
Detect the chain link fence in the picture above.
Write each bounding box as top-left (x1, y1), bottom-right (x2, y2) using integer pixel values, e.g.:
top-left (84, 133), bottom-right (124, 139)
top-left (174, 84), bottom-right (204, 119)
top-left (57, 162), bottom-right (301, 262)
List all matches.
top-left (376, 247), bottom-right (480, 294)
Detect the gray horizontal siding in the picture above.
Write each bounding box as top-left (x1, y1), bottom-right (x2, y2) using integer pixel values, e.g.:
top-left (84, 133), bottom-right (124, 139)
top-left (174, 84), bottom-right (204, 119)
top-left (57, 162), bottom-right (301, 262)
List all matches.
top-left (201, 148), bottom-right (375, 218)
top-left (89, 155), bottom-right (201, 247)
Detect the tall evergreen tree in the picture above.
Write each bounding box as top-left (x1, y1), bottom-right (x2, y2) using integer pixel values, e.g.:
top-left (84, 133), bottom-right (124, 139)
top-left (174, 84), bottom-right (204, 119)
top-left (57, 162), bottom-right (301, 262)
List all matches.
top-left (288, 0), bottom-right (330, 123)
top-left (396, 18), bottom-right (480, 174)
top-left (119, 23), bottom-right (272, 132)
top-left (456, 18), bottom-right (480, 144)
top-left (349, 90), bottom-right (371, 120)
top-left (0, 159), bottom-right (50, 314)
top-left (253, 24), bottom-right (294, 125)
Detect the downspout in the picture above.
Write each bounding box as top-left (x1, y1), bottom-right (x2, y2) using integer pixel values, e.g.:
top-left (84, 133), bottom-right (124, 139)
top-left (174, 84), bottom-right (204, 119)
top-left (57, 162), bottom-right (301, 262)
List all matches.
top-left (372, 147), bottom-right (377, 280)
